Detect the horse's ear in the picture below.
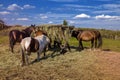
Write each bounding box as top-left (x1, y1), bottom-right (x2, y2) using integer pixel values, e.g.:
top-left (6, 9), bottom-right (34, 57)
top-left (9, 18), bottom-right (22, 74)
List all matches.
top-left (34, 24), bottom-right (35, 27)
top-left (31, 24), bottom-right (36, 27)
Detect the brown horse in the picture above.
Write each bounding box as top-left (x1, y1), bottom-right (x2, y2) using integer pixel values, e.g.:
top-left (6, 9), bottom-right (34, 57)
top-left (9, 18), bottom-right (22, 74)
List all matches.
top-left (9, 24), bottom-right (36, 53)
top-left (71, 30), bottom-right (102, 50)
top-left (33, 29), bottom-right (48, 37)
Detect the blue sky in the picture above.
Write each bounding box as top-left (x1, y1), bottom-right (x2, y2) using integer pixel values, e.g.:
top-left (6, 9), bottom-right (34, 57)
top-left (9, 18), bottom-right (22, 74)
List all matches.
top-left (0, 0), bottom-right (120, 30)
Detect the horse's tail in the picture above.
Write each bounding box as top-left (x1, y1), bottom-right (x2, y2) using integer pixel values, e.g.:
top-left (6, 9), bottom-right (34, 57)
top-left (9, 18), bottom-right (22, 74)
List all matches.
top-left (9, 31), bottom-right (15, 52)
top-left (97, 33), bottom-right (102, 48)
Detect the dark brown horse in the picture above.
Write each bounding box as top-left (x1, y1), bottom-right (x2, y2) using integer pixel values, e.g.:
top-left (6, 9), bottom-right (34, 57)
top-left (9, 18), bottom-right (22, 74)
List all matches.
top-left (9, 24), bottom-right (36, 52)
top-left (71, 30), bottom-right (102, 50)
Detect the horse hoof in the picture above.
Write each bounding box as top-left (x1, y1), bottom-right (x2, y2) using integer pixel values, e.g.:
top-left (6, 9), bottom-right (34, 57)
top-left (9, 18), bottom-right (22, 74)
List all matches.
top-left (60, 49), bottom-right (67, 54)
top-left (37, 59), bottom-right (40, 62)
top-left (20, 63), bottom-right (25, 67)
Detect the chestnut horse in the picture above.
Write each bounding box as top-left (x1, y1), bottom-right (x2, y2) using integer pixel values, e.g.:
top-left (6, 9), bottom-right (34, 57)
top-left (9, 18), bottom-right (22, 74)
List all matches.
top-left (71, 30), bottom-right (102, 50)
top-left (20, 33), bottom-right (50, 66)
top-left (33, 29), bottom-right (48, 37)
top-left (9, 25), bottom-right (35, 53)
top-left (33, 29), bottom-right (52, 49)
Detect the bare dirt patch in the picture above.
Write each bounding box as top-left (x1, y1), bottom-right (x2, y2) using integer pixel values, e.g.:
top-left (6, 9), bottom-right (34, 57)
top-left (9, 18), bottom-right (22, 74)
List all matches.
top-left (95, 51), bottom-right (120, 80)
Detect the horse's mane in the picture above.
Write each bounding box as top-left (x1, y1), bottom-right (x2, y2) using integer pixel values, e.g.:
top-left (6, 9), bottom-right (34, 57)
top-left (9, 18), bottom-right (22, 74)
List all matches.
top-left (22, 26), bottom-right (35, 35)
top-left (77, 29), bottom-right (83, 32)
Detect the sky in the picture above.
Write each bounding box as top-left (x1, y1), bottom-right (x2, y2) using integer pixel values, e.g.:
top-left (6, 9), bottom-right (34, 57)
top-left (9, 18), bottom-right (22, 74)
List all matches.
top-left (0, 0), bottom-right (120, 30)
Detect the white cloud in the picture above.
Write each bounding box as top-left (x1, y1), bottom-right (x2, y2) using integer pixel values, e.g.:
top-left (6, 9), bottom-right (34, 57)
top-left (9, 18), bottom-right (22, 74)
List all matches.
top-left (64, 4), bottom-right (93, 8)
top-left (40, 15), bottom-right (48, 19)
top-left (7, 4), bottom-right (35, 11)
top-left (23, 4), bottom-right (35, 9)
top-left (92, 4), bottom-right (120, 14)
top-left (69, 20), bottom-right (75, 24)
top-left (0, 11), bottom-right (10, 15)
top-left (12, 18), bottom-right (15, 21)
top-left (102, 4), bottom-right (120, 9)
top-left (48, 21), bottom-right (53, 24)
top-left (74, 13), bottom-right (90, 19)
top-left (95, 14), bottom-right (120, 20)
top-left (7, 4), bottom-right (23, 11)
top-left (14, 12), bottom-right (19, 15)
top-left (93, 10), bottom-right (115, 14)
top-left (17, 18), bottom-right (29, 21)
top-left (48, 0), bottom-right (79, 2)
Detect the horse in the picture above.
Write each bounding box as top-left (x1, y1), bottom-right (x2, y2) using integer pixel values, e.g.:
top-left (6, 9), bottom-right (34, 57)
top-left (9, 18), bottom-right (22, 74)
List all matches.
top-left (20, 33), bottom-right (50, 66)
top-left (33, 29), bottom-right (48, 37)
top-left (9, 24), bottom-right (36, 53)
top-left (32, 29), bottom-right (52, 49)
top-left (71, 30), bottom-right (102, 50)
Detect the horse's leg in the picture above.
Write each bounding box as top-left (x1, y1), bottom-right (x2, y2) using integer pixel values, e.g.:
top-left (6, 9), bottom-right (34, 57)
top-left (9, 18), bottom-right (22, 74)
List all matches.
top-left (9, 32), bottom-right (14, 53)
top-left (21, 49), bottom-right (26, 66)
top-left (25, 53), bottom-right (29, 65)
top-left (81, 41), bottom-right (84, 50)
top-left (79, 40), bottom-right (83, 50)
top-left (10, 41), bottom-right (15, 53)
top-left (54, 40), bottom-right (57, 48)
top-left (48, 42), bottom-right (52, 49)
top-left (37, 51), bottom-right (40, 61)
top-left (95, 39), bottom-right (97, 48)
top-left (91, 39), bottom-right (94, 49)
top-left (10, 43), bottom-right (13, 53)
top-left (43, 47), bottom-right (47, 57)
top-left (78, 41), bottom-right (81, 50)
top-left (48, 37), bottom-right (52, 49)
top-left (66, 42), bottom-right (71, 52)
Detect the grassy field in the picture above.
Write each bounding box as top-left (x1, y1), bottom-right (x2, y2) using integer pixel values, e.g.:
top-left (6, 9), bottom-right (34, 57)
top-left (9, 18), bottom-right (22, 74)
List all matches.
top-left (69, 37), bottom-right (120, 52)
top-left (102, 38), bottom-right (120, 52)
top-left (0, 28), bottom-right (120, 80)
top-left (0, 35), bottom-right (120, 52)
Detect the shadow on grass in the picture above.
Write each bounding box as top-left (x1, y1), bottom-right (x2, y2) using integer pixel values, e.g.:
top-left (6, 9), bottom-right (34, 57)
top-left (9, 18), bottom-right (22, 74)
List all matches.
top-left (30, 47), bottom-right (66, 64)
top-left (70, 46), bottom-right (90, 51)
top-left (102, 49), bottom-right (111, 51)
top-left (30, 46), bottom-right (91, 65)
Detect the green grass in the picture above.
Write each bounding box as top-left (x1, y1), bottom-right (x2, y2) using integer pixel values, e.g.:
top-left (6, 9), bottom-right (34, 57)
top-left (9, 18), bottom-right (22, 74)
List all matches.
top-left (0, 35), bottom-right (120, 52)
top-left (69, 37), bottom-right (120, 52)
top-left (102, 38), bottom-right (120, 52)
top-left (0, 36), bottom-right (8, 44)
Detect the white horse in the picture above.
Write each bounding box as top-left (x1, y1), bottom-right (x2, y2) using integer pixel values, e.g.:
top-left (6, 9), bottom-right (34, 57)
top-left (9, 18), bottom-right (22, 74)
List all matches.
top-left (20, 34), bottom-right (50, 66)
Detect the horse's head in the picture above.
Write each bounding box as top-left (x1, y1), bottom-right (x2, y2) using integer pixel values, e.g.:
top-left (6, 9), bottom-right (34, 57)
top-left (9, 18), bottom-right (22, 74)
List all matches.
top-left (69, 26), bottom-right (75, 36)
top-left (29, 24), bottom-right (36, 32)
top-left (33, 29), bottom-right (48, 37)
top-left (71, 30), bottom-right (79, 37)
top-left (23, 24), bottom-right (36, 35)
